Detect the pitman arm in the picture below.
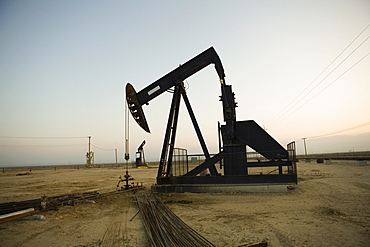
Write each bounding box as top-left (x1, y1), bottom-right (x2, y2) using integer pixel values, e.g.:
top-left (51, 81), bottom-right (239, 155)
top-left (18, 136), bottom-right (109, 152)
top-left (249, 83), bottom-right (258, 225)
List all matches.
top-left (126, 46), bottom-right (225, 133)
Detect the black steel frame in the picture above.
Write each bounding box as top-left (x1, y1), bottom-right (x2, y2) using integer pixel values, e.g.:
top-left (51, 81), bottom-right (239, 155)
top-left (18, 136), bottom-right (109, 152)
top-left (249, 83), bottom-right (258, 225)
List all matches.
top-left (126, 47), bottom-right (298, 187)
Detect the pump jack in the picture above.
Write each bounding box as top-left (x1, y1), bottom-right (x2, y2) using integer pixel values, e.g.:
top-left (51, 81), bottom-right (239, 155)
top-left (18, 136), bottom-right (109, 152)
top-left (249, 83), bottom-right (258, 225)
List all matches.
top-left (135, 140), bottom-right (147, 168)
top-left (126, 47), bottom-right (297, 192)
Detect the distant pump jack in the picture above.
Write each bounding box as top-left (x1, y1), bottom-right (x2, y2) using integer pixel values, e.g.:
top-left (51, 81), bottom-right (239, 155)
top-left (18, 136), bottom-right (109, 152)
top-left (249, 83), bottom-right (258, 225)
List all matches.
top-left (136, 140), bottom-right (148, 168)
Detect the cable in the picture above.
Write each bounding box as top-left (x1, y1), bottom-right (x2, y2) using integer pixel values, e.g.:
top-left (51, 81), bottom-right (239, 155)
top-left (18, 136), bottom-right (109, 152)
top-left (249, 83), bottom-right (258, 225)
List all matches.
top-left (266, 24), bottom-right (370, 127)
top-left (305, 121), bottom-right (370, 139)
top-left (0, 144), bottom-right (87, 148)
top-left (0, 136), bottom-right (87, 139)
top-left (269, 35), bottom-right (369, 127)
top-left (91, 144), bottom-right (115, 151)
top-left (124, 94), bottom-right (130, 162)
top-left (266, 24), bottom-right (369, 125)
top-left (269, 52), bottom-right (370, 128)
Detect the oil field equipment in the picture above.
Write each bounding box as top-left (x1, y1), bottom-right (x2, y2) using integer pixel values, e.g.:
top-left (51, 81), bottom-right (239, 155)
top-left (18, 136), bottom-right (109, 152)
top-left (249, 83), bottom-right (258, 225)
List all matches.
top-left (85, 136), bottom-right (94, 167)
top-left (126, 47), bottom-right (297, 192)
top-left (135, 140), bottom-right (148, 168)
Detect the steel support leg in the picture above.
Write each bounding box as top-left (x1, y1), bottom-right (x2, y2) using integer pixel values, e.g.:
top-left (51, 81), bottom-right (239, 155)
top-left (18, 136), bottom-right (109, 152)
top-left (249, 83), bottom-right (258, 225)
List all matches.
top-left (181, 91), bottom-right (218, 176)
top-left (158, 86), bottom-right (181, 178)
top-left (166, 87), bottom-right (182, 176)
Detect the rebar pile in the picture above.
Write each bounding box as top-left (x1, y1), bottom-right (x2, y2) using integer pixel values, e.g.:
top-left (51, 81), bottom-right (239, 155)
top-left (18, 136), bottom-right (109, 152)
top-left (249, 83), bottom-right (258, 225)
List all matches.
top-left (135, 194), bottom-right (215, 247)
top-left (0, 191), bottom-right (99, 215)
top-left (0, 188), bottom-right (143, 216)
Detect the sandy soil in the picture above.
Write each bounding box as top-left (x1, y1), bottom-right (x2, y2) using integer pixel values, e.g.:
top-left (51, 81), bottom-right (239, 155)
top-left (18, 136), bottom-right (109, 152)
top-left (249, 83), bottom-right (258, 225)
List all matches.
top-left (0, 161), bottom-right (369, 247)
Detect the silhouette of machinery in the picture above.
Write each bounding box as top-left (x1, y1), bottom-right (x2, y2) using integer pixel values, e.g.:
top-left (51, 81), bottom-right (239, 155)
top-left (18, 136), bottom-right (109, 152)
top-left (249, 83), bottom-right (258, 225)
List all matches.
top-left (126, 47), bottom-right (297, 192)
top-left (135, 140), bottom-right (147, 168)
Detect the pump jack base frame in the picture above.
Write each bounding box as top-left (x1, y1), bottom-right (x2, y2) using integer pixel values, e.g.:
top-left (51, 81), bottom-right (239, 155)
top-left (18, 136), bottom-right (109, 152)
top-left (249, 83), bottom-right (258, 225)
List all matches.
top-left (151, 157), bottom-right (297, 193)
top-left (152, 183), bottom-right (288, 193)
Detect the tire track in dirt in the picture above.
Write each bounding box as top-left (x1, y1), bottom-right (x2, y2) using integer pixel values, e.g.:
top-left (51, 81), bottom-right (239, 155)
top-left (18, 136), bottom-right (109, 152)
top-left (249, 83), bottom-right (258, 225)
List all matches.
top-left (14, 225), bottom-right (61, 247)
top-left (101, 220), bottom-right (126, 247)
top-left (100, 197), bottom-right (130, 247)
top-left (97, 193), bottom-right (147, 247)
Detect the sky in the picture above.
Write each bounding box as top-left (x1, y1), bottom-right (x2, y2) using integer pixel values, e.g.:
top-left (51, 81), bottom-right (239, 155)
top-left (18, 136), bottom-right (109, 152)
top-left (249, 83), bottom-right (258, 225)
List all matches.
top-left (0, 0), bottom-right (369, 166)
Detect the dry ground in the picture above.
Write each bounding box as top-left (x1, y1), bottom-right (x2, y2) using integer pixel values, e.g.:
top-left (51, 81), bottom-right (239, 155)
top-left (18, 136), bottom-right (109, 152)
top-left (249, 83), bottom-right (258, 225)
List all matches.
top-left (0, 161), bottom-right (369, 247)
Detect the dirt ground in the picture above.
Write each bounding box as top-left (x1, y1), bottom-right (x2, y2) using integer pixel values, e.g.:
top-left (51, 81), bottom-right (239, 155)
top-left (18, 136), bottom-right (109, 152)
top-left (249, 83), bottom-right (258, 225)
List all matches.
top-left (0, 160), bottom-right (369, 247)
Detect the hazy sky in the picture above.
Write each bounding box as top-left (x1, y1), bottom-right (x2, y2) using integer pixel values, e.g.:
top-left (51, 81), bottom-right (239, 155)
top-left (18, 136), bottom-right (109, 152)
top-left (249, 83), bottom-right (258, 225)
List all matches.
top-left (1, 0), bottom-right (369, 166)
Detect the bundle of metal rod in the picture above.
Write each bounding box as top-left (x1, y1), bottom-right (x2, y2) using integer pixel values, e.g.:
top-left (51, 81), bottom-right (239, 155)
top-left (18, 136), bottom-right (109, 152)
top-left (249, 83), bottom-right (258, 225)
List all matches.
top-left (0, 191), bottom-right (99, 215)
top-left (135, 194), bottom-right (215, 247)
top-left (0, 198), bottom-right (41, 215)
top-left (0, 188), bottom-right (143, 216)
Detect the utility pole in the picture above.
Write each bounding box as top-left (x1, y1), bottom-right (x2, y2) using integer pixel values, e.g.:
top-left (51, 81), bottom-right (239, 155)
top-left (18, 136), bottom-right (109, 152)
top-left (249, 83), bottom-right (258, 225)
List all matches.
top-left (302, 138), bottom-right (309, 163)
top-left (115, 148), bottom-right (118, 167)
top-left (88, 136), bottom-right (91, 155)
top-left (86, 136), bottom-right (94, 167)
top-left (302, 138), bottom-right (307, 156)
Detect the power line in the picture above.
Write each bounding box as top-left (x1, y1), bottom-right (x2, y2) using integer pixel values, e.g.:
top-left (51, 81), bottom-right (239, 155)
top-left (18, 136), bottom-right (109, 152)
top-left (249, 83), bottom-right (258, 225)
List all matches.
top-left (269, 52), bottom-right (370, 128)
top-left (0, 136), bottom-right (87, 139)
top-left (0, 135), bottom-right (116, 151)
top-left (305, 121), bottom-right (370, 139)
top-left (268, 35), bottom-right (369, 127)
top-left (0, 144), bottom-right (87, 148)
top-left (266, 24), bottom-right (370, 126)
top-left (91, 144), bottom-right (115, 151)
top-left (266, 24), bottom-right (370, 127)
